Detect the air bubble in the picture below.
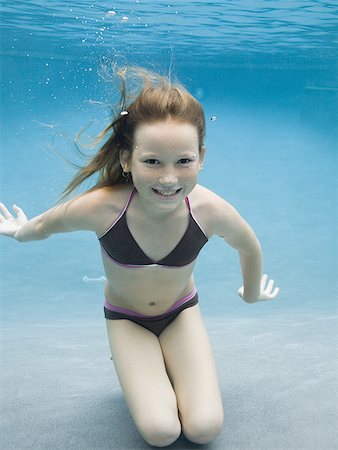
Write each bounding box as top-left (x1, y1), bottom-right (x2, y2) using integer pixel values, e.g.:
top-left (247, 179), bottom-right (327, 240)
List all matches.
top-left (82, 275), bottom-right (106, 283)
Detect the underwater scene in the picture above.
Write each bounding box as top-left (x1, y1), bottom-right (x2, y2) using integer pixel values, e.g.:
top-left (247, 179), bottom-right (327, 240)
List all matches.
top-left (1, 1), bottom-right (337, 449)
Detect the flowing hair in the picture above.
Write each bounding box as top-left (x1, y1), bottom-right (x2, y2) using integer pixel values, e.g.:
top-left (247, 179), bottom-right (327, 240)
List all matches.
top-left (61, 66), bottom-right (206, 200)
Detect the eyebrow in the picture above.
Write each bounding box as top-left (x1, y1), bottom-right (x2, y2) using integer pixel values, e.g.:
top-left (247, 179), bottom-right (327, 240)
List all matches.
top-left (139, 152), bottom-right (196, 158)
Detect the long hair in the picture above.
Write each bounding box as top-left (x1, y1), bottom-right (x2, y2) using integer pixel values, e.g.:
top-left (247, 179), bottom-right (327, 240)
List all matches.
top-left (61, 66), bottom-right (206, 199)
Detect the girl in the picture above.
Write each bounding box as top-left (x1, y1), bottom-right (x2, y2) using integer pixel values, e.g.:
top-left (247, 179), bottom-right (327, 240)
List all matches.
top-left (0, 67), bottom-right (279, 447)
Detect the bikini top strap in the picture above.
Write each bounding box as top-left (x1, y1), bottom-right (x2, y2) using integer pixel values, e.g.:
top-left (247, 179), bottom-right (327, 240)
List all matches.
top-left (128, 187), bottom-right (137, 204)
top-left (185, 195), bottom-right (191, 212)
top-left (121, 187), bottom-right (137, 215)
top-left (185, 195), bottom-right (208, 238)
top-left (97, 187), bottom-right (137, 239)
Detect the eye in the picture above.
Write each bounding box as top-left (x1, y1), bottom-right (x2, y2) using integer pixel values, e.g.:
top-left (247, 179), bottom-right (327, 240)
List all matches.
top-left (178, 158), bottom-right (193, 165)
top-left (144, 159), bottom-right (160, 165)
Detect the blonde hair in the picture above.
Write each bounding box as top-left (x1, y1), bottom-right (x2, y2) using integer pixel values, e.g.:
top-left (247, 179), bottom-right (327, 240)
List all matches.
top-left (62, 66), bottom-right (205, 199)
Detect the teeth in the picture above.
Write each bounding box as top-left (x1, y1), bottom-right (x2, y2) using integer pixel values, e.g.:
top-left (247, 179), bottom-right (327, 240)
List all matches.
top-left (154, 189), bottom-right (179, 196)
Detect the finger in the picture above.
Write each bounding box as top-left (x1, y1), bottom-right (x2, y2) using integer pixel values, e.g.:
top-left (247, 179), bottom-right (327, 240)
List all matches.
top-left (266, 279), bottom-right (275, 294)
top-left (13, 204), bottom-right (26, 219)
top-left (270, 287), bottom-right (280, 298)
top-left (263, 287), bottom-right (279, 300)
top-left (261, 274), bottom-right (268, 290)
top-left (0, 203), bottom-right (13, 220)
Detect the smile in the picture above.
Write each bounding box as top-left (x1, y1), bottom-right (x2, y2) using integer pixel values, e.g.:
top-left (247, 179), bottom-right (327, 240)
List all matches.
top-left (152, 188), bottom-right (182, 198)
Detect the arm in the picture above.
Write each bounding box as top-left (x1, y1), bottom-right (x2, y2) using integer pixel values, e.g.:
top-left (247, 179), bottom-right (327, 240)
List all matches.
top-left (207, 194), bottom-right (279, 303)
top-left (237, 228), bottom-right (262, 302)
top-left (0, 193), bottom-right (101, 242)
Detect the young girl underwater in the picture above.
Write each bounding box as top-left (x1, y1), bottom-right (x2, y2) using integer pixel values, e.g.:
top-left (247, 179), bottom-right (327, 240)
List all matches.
top-left (0, 67), bottom-right (279, 447)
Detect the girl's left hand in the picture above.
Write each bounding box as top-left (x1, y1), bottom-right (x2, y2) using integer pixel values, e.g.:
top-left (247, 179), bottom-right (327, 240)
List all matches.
top-left (238, 274), bottom-right (280, 303)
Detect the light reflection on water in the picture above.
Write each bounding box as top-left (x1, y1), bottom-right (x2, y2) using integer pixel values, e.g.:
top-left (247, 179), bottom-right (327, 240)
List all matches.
top-left (1, 0), bottom-right (338, 64)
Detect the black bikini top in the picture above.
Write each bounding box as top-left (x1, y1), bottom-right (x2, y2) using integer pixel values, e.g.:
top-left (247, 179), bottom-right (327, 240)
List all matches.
top-left (98, 188), bottom-right (208, 268)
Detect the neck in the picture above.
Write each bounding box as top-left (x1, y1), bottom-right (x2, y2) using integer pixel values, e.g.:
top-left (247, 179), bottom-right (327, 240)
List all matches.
top-left (133, 189), bottom-right (187, 221)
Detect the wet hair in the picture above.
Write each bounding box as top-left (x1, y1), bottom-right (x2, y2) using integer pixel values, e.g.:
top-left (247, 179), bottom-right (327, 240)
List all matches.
top-left (61, 66), bottom-right (206, 199)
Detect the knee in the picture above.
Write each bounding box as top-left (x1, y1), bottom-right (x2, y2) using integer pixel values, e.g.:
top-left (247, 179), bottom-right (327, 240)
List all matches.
top-left (183, 410), bottom-right (224, 445)
top-left (138, 417), bottom-right (181, 447)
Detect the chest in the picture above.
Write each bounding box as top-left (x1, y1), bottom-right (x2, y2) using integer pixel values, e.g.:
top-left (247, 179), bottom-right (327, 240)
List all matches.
top-left (126, 210), bottom-right (189, 262)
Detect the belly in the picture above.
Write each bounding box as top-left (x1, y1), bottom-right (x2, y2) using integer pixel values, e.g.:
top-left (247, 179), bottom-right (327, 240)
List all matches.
top-left (102, 254), bottom-right (196, 315)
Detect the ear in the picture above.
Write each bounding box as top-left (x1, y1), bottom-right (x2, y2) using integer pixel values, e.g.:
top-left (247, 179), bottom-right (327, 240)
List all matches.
top-left (119, 150), bottom-right (131, 172)
top-left (199, 145), bottom-right (206, 167)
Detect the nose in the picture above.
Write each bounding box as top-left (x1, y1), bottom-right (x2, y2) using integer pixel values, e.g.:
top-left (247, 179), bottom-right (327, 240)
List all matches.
top-left (158, 168), bottom-right (179, 186)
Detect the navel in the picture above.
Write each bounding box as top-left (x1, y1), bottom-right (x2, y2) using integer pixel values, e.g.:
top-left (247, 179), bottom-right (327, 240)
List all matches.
top-left (148, 302), bottom-right (156, 306)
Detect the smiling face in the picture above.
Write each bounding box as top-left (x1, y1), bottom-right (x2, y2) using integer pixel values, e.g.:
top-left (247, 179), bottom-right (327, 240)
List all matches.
top-left (120, 119), bottom-right (205, 211)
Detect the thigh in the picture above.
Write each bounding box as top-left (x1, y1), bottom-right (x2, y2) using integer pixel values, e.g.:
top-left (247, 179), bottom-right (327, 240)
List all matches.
top-left (159, 305), bottom-right (224, 436)
top-left (105, 319), bottom-right (180, 435)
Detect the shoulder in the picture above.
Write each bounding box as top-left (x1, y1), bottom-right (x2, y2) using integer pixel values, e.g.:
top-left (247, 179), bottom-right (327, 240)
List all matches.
top-left (72, 185), bottom-right (129, 210)
top-left (188, 184), bottom-right (247, 239)
top-left (57, 184), bottom-right (134, 235)
top-left (189, 184), bottom-right (226, 207)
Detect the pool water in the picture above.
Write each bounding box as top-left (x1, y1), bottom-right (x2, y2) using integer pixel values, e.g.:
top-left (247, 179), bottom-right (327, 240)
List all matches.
top-left (1, 3), bottom-right (338, 450)
top-left (1, 2), bottom-right (337, 325)
top-left (1, 70), bottom-right (337, 323)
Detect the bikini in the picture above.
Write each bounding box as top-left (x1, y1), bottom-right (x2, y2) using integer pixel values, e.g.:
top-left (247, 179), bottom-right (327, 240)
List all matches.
top-left (98, 188), bottom-right (208, 336)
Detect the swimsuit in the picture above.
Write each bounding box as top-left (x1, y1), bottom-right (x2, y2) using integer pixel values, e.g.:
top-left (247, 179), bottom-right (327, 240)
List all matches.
top-left (98, 187), bottom-right (208, 268)
top-left (98, 187), bottom-right (208, 335)
top-left (104, 288), bottom-right (198, 336)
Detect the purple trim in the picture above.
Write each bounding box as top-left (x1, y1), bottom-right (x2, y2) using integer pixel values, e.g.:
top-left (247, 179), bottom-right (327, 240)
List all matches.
top-left (104, 287), bottom-right (197, 318)
top-left (165, 288), bottom-right (197, 313)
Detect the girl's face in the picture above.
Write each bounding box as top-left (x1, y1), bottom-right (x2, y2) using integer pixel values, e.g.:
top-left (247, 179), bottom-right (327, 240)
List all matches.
top-left (121, 120), bottom-right (205, 211)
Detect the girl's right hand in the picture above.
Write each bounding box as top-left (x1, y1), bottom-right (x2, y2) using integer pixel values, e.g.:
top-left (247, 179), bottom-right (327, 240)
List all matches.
top-left (0, 203), bottom-right (28, 239)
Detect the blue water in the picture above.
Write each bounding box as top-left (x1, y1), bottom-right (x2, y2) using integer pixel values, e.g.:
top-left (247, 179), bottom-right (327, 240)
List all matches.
top-left (1, 1), bottom-right (337, 325)
top-left (1, 3), bottom-right (338, 450)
